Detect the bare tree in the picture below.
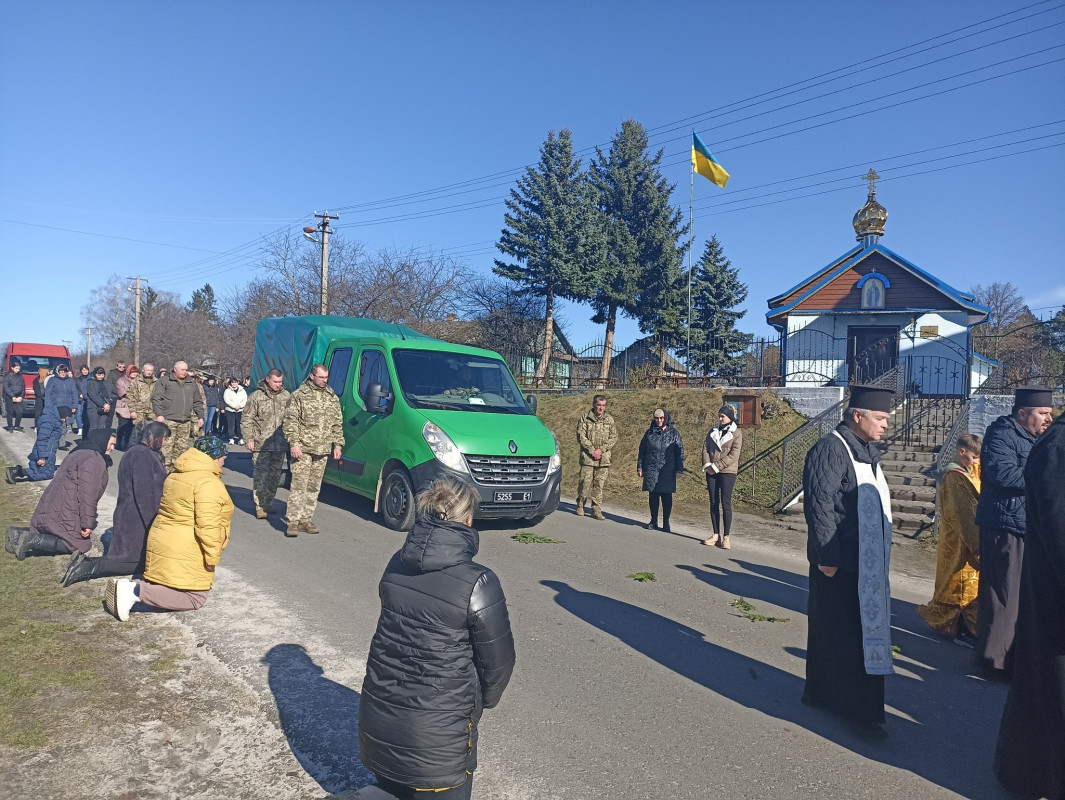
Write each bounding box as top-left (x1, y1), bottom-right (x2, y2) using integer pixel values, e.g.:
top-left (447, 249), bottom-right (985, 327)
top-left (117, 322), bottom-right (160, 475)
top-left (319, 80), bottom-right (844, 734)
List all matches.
top-left (343, 246), bottom-right (473, 323)
top-left (80, 274), bottom-right (137, 356)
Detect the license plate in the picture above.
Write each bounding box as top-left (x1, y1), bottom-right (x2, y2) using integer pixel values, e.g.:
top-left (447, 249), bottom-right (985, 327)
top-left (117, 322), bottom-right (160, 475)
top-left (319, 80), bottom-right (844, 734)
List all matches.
top-left (494, 491), bottom-right (532, 502)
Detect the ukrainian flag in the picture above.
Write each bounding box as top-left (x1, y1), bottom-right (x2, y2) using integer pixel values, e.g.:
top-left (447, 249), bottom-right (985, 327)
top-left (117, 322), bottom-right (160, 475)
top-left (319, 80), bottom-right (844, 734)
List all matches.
top-left (691, 132), bottom-right (730, 188)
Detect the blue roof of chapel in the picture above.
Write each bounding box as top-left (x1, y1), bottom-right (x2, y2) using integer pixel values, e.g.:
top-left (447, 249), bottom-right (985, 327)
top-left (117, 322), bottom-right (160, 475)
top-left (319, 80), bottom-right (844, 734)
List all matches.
top-left (766, 241), bottom-right (990, 323)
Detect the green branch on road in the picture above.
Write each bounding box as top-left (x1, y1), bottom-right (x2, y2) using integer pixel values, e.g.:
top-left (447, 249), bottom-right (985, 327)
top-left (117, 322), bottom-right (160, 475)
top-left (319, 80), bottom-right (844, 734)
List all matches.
top-left (627, 572), bottom-right (656, 582)
top-left (511, 532), bottom-right (565, 544)
top-left (730, 597), bottom-right (789, 623)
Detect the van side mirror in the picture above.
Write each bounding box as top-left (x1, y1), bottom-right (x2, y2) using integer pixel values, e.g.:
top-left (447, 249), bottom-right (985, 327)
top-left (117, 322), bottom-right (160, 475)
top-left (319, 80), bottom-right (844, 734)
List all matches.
top-left (525, 393), bottom-right (537, 413)
top-left (367, 383), bottom-right (393, 415)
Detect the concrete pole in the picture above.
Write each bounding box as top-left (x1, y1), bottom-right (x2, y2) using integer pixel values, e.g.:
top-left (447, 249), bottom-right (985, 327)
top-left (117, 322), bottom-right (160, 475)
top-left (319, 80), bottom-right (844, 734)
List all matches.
top-left (86, 328), bottom-right (93, 369)
top-left (314, 211), bottom-right (338, 316)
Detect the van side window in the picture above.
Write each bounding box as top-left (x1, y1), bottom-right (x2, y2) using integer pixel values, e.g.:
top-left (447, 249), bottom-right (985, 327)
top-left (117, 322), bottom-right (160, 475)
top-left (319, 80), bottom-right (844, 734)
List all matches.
top-left (328, 348), bottom-right (353, 398)
top-left (358, 350), bottom-right (392, 408)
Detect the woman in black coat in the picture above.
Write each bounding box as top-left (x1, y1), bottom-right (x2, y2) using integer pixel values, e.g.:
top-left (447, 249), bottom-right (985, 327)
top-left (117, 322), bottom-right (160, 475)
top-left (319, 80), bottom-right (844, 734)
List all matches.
top-left (637, 408), bottom-right (685, 532)
top-left (84, 367), bottom-right (114, 430)
top-left (61, 422), bottom-right (169, 586)
top-left (359, 478), bottom-right (516, 800)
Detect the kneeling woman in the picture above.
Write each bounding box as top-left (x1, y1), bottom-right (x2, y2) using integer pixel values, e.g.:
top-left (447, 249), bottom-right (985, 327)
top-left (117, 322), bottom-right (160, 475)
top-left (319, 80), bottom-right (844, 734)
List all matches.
top-left (7, 428), bottom-right (114, 561)
top-left (359, 478), bottom-right (516, 800)
top-left (105, 435), bottom-right (233, 621)
top-left (62, 422), bottom-right (170, 586)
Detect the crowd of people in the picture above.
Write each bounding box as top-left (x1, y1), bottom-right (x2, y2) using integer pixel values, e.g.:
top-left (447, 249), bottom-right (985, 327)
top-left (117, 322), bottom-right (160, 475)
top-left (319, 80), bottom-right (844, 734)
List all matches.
top-left (2, 356), bottom-right (1061, 798)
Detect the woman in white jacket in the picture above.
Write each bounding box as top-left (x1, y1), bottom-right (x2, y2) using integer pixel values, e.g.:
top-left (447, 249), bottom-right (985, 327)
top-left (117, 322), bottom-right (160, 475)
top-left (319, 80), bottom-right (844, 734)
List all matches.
top-left (701, 405), bottom-right (743, 549)
top-left (222, 377), bottom-right (247, 445)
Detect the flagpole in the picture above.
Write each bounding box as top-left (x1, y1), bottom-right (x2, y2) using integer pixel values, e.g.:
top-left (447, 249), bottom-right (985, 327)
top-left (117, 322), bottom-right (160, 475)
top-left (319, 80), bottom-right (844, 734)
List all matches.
top-left (687, 159), bottom-right (694, 378)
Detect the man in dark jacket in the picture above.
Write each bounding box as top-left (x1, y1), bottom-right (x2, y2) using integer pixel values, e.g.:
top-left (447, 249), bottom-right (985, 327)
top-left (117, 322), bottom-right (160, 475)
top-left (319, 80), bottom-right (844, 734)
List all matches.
top-left (994, 411), bottom-right (1065, 800)
top-left (360, 478), bottom-right (515, 799)
top-left (801, 385), bottom-right (895, 739)
top-left (151, 360), bottom-right (205, 472)
top-left (974, 385), bottom-right (1053, 677)
top-left (3, 362), bottom-right (26, 432)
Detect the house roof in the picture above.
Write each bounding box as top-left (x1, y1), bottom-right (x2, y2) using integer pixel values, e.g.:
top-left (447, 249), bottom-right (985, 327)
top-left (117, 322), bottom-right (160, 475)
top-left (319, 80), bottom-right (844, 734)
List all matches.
top-left (766, 242), bottom-right (990, 325)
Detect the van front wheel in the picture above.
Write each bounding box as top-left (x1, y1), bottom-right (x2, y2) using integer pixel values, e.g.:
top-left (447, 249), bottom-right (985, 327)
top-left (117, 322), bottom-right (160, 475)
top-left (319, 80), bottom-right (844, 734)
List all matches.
top-left (380, 467), bottom-right (415, 531)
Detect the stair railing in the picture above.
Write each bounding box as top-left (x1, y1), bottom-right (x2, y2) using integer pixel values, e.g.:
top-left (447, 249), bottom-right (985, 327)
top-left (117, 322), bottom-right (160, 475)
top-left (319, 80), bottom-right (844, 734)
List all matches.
top-left (735, 394), bottom-right (848, 512)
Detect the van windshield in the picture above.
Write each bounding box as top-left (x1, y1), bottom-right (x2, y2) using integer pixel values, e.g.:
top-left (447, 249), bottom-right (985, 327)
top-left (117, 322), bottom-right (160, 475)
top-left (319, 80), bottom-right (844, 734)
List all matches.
top-left (392, 349), bottom-right (531, 415)
top-left (7, 355), bottom-right (72, 373)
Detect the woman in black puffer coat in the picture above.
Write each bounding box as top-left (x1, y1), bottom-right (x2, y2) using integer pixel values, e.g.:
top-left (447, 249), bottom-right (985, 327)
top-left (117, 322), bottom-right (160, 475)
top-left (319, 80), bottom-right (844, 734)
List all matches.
top-left (637, 408), bottom-right (685, 532)
top-left (359, 478), bottom-right (516, 800)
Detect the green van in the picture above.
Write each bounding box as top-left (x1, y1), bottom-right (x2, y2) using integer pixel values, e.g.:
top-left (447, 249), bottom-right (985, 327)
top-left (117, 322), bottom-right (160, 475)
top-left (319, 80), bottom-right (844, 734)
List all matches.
top-left (251, 315), bottom-right (561, 530)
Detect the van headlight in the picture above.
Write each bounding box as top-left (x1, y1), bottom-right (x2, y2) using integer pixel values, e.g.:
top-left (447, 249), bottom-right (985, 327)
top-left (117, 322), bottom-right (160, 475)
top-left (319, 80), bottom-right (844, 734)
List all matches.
top-left (422, 421), bottom-right (468, 473)
top-left (547, 437), bottom-right (561, 475)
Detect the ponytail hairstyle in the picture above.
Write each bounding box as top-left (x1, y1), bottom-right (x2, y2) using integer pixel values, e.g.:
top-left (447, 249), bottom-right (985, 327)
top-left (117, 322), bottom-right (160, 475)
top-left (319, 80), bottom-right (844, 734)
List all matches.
top-left (416, 477), bottom-right (479, 524)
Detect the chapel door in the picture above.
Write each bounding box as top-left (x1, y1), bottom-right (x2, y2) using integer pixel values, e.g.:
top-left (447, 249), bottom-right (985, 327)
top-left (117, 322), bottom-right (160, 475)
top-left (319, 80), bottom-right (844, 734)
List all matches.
top-left (847, 326), bottom-right (899, 384)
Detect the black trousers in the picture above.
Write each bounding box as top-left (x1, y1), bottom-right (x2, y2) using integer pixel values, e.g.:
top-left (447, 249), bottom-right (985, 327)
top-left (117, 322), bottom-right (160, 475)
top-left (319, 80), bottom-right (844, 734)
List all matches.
top-left (375, 774), bottom-right (472, 800)
top-left (5, 397), bottom-right (24, 428)
top-left (648, 492), bottom-right (673, 525)
top-left (706, 472), bottom-right (737, 536)
top-left (115, 418), bottom-right (135, 450)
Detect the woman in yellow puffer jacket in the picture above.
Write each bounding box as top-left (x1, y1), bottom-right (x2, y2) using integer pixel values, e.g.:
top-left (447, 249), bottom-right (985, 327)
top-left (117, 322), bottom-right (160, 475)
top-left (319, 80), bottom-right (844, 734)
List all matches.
top-left (105, 435), bottom-right (234, 621)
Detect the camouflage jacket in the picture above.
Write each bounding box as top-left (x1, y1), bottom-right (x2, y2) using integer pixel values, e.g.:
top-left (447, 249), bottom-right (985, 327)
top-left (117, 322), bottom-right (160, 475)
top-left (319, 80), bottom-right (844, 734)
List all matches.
top-left (577, 409), bottom-right (618, 467)
top-left (125, 375), bottom-right (158, 420)
top-left (282, 379), bottom-right (344, 456)
top-left (242, 380), bottom-right (292, 452)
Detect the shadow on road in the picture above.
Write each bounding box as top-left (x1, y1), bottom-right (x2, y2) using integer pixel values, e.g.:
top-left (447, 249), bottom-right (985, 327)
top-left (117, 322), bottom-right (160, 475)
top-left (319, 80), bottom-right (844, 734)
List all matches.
top-left (263, 643), bottom-right (371, 795)
top-left (542, 578), bottom-right (1010, 799)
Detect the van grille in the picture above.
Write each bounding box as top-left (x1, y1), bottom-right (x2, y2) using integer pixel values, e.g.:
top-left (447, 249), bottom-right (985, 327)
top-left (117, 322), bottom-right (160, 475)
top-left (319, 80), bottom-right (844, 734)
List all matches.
top-left (464, 455), bottom-right (549, 486)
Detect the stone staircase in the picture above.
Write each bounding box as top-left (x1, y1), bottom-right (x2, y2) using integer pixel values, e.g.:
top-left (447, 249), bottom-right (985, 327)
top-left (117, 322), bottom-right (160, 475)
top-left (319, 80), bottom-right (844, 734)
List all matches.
top-left (781, 443), bottom-right (938, 538)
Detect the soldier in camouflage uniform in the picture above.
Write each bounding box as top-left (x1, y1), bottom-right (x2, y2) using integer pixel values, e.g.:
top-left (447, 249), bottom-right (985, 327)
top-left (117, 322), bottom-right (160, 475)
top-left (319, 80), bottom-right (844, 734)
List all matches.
top-left (241, 369), bottom-right (292, 520)
top-left (576, 394), bottom-right (618, 520)
top-left (125, 363), bottom-right (157, 426)
top-left (151, 361), bottom-right (204, 472)
top-left (282, 364), bottom-right (344, 537)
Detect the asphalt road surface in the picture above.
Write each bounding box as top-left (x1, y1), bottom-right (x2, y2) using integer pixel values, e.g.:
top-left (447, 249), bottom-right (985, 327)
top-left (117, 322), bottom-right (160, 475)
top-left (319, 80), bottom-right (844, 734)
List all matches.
top-left (195, 448), bottom-right (1012, 800)
top-left (10, 435), bottom-right (1014, 799)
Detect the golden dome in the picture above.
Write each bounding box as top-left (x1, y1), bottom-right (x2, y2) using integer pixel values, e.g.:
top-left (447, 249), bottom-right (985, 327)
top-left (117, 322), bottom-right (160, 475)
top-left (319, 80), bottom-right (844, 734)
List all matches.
top-left (853, 168), bottom-right (887, 241)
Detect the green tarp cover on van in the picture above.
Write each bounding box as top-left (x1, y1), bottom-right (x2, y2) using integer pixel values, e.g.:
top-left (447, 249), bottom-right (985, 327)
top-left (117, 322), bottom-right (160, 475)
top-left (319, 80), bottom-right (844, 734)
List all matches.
top-left (252, 315), bottom-right (433, 390)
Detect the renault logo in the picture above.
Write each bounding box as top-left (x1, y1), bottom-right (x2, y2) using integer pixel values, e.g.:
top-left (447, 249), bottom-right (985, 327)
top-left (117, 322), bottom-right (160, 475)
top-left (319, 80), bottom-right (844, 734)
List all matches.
top-left (508, 440), bottom-right (518, 454)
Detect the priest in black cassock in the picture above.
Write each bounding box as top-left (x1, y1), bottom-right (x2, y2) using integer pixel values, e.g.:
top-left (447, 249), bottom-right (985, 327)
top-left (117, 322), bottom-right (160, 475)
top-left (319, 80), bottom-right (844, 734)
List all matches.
top-left (994, 411), bottom-right (1065, 800)
top-left (801, 385), bottom-right (895, 739)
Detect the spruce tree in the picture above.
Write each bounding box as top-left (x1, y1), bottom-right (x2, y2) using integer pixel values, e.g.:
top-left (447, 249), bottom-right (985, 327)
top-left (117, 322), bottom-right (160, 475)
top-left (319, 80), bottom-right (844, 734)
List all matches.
top-left (588, 120), bottom-right (687, 380)
top-left (494, 129), bottom-right (602, 379)
top-left (683, 236), bottom-right (752, 376)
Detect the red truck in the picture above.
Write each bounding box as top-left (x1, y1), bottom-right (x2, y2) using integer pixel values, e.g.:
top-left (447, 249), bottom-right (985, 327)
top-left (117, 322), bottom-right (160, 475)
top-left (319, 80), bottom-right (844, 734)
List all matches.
top-left (1, 342), bottom-right (74, 414)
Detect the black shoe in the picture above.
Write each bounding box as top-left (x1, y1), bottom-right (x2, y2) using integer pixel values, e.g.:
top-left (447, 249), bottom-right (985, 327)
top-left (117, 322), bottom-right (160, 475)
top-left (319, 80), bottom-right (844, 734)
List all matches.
top-left (61, 552), bottom-right (96, 586)
top-left (15, 530), bottom-right (67, 561)
top-left (644, 521), bottom-right (658, 530)
top-left (953, 629), bottom-right (977, 649)
top-left (5, 466), bottom-right (22, 484)
top-left (5, 526), bottom-right (28, 554)
top-left (662, 521), bottom-right (672, 533)
top-left (14, 426), bottom-right (24, 432)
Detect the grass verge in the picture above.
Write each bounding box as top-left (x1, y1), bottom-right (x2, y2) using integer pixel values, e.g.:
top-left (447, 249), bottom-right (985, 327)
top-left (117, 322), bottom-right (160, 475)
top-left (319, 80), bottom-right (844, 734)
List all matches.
top-left (0, 456), bottom-right (178, 749)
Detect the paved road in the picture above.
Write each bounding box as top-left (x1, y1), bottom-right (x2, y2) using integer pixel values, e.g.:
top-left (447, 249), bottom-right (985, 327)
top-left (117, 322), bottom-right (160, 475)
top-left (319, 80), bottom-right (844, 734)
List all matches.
top-left (195, 449), bottom-right (1011, 800)
top-left (5, 435), bottom-right (1013, 799)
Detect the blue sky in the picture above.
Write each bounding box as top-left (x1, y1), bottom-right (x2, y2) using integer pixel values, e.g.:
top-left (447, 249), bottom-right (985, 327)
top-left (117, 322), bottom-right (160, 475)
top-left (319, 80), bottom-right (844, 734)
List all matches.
top-left (2, 1), bottom-right (1063, 355)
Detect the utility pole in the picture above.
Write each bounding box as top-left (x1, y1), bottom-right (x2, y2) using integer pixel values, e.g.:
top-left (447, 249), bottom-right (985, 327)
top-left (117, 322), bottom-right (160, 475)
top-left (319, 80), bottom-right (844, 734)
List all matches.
top-left (307, 211), bottom-right (338, 315)
top-left (127, 276), bottom-right (148, 366)
top-left (85, 328), bottom-right (93, 369)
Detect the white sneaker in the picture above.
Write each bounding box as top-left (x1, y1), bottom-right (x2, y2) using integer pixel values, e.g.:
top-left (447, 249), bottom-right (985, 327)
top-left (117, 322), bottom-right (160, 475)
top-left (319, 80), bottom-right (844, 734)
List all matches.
top-left (105, 577), bottom-right (137, 622)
